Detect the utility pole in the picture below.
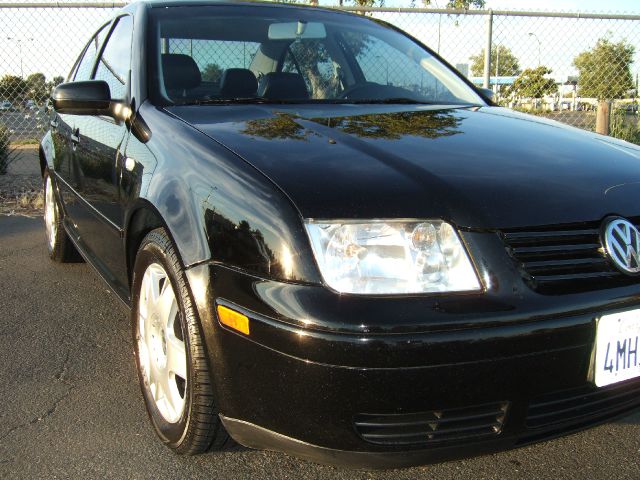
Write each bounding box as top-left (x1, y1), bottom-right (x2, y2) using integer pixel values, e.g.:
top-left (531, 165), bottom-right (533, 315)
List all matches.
top-left (495, 44), bottom-right (500, 96)
top-left (483, 10), bottom-right (493, 89)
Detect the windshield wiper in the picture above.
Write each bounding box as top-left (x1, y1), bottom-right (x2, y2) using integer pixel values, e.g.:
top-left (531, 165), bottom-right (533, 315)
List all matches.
top-left (171, 97), bottom-right (478, 107)
top-left (343, 98), bottom-right (482, 106)
top-left (173, 97), bottom-right (306, 106)
top-left (346, 97), bottom-right (437, 105)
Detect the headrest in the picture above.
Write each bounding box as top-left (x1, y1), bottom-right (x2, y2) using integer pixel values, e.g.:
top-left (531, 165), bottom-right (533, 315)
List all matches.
top-left (219, 68), bottom-right (258, 98)
top-left (258, 72), bottom-right (309, 100)
top-left (161, 54), bottom-right (201, 91)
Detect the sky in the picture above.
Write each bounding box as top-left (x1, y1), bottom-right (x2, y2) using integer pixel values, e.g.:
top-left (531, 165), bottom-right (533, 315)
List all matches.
top-left (486, 0), bottom-right (639, 12)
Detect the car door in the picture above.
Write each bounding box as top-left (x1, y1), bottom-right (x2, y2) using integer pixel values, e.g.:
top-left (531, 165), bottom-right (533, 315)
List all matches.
top-left (53, 22), bottom-right (110, 212)
top-left (67, 15), bottom-right (134, 295)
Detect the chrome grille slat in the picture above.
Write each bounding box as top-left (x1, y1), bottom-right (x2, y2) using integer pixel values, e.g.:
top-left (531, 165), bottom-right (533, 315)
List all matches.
top-left (511, 243), bottom-right (602, 255)
top-left (525, 258), bottom-right (609, 269)
top-left (503, 229), bottom-right (600, 241)
top-left (501, 221), bottom-right (640, 293)
top-left (534, 271), bottom-right (622, 282)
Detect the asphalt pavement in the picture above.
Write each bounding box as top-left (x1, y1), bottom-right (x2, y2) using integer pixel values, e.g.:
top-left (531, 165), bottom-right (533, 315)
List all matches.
top-left (2, 215), bottom-right (640, 479)
top-left (0, 110), bottom-right (44, 141)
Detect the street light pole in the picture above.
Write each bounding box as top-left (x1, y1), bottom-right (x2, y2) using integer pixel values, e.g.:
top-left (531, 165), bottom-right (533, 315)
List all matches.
top-left (528, 32), bottom-right (541, 67)
top-left (433, 0), bottom-right (442, 54)
top-left (7, 37), bottom-right (33, 78)
top-left (495, 44), bottom-right (500, 96)
top-left (375, 55), bottom-right (389, 86)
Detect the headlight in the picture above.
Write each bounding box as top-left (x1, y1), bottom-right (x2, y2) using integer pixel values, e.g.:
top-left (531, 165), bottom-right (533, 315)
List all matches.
top-left (305, 220), bottom-right (481, 294)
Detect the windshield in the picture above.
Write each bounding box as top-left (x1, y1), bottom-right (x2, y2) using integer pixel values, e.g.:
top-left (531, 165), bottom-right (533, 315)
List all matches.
top-left (148, 5), bottom-right (485, 106)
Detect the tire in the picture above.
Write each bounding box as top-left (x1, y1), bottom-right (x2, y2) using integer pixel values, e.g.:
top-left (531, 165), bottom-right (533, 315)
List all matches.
top-left (43, 169), bottom-right (80, 263)
top-left (131, 228), bottom-right (231, 454)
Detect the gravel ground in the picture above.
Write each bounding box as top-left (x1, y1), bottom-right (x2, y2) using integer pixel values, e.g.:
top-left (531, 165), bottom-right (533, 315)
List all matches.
top-left (1, 215), bottom-right (640, 479)
top-left (0, 145), bottom-right (42, 216)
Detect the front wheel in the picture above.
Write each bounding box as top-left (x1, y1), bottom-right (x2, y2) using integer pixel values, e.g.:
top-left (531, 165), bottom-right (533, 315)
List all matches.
top-left (131, 228), bottom-right (230, 454)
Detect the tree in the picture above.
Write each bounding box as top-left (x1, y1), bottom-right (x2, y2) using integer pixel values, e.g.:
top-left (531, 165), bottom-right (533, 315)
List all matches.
top-left (505, 66), bottom-right (558, 100)
top-left (25, 72), bottom-right (48, 103)
top-left (0, 75), bottom-right (27, 103)
top-left (573, 38), bottom-right (634, 100)
top-left (349, 0), bottom-right (485, 7)
top-left (344, 0), bottom-right (377, 6)
top-left (242, 111), bottom-right (462, 142)
top-left (41, 75), bottom-right (65, 100)
top-left (423, 0), bottom-right (485, 7)
top-left (470, 45), bottom-right (521, 77)
top-left (300, 0), bottom-right (486, 8)
top-left (202, 63), bottom-right (223, 83)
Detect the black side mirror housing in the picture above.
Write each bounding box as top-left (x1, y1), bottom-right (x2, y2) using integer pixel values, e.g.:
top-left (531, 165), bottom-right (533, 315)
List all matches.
top-left (477, 87), bottom-right (495, 101)
top-left (52, 80), bottom-right (113, 116)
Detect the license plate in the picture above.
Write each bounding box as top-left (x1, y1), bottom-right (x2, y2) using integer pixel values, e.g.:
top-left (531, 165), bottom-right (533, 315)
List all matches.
top-left (594, 310), bottom-right (640, 387)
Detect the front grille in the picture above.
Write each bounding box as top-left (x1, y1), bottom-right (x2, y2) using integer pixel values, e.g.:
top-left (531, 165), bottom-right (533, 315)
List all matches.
top-left (526, 380), bottom-right (640, 429)
top-left (501, 222), bottom-right (639, 294)
top-left (354, 402), bottom-right (509, 446)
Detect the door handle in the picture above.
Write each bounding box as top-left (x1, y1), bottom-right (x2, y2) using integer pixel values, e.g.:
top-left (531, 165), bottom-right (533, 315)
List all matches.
top-left (70, 129), bottom-right (80, 151)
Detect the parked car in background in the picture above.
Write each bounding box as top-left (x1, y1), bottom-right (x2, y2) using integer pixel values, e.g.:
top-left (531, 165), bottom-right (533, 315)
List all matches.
top-left (0, 100), bottom-right (12, 111)
top-left (41, 0), bottom-right (640, 469)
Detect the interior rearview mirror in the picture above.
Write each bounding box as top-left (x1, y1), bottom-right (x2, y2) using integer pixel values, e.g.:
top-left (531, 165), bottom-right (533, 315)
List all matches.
top-left (52, 80), bottom-right (113, 116)
top-left (268, 21), bottom-right (327, 41)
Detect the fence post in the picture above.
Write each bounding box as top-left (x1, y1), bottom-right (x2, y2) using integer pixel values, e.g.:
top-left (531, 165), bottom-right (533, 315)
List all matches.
top-left (483, 10), bottom-right (493, 89)
top-left (596, 101), bottom-right (611, 135)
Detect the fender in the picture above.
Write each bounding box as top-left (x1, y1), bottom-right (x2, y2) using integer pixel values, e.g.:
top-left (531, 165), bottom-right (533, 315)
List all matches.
top-left (129, 102), bottom-right (322, 285)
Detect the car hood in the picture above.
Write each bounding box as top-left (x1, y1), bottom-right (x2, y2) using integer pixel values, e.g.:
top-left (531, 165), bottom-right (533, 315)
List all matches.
top-left (166, 104), bottom-right (640, 229)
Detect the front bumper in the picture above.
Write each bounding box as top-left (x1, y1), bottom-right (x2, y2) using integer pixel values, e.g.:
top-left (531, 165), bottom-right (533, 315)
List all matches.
top-left (185, 255), bottom-right (640, 468)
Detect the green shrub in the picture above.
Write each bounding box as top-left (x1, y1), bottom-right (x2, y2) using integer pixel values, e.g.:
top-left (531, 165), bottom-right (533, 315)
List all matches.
top-left (610, 109), bottom-right (640, 146)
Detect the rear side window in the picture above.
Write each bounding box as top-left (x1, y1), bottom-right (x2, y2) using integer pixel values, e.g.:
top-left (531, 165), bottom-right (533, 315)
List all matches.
top-left (94, 16), bottom-right (134, 100)
top-left (74, 23), bottom-right (110, 81)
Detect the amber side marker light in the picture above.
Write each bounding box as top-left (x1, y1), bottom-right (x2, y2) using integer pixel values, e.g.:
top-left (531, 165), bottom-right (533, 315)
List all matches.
top-left (217, 305), bottom-right (250, 335)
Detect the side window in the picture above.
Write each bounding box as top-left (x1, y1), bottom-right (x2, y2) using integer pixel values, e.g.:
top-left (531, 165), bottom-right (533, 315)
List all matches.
top-left (74, 23), bottom-right (110, 81)
top-left (342, 32), bottom-right (450, 101)
top-left (94, 16), bottom-right (133, 100)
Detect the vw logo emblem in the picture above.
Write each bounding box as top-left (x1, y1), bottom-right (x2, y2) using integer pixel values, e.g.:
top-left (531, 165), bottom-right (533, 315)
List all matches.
top-left (602, 217), bottom-right (640, 274)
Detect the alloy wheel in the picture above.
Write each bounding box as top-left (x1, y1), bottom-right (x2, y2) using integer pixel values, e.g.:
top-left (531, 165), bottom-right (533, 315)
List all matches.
top-left (137, 263), bottom-right (188, 423)
top-left (44, 175), bottom-right (57, 251)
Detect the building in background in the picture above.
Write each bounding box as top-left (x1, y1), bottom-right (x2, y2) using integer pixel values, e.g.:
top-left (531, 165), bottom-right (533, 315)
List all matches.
top-left (455, 63), bottom-right (469, 77)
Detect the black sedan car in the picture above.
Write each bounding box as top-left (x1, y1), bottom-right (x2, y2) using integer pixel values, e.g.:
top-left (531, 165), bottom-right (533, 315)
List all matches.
top-left (41, 0), bottom-right (640, 469)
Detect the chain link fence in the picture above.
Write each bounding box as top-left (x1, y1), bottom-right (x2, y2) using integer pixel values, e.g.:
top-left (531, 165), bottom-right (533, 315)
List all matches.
top-left (0, 1), bottom-right (640, 148)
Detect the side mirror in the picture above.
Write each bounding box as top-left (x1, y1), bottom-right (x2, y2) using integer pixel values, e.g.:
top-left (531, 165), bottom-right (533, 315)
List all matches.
top-left (477, 87), bottom-right (495, 101)
top-left (52, 80), bottom-right (112, 116)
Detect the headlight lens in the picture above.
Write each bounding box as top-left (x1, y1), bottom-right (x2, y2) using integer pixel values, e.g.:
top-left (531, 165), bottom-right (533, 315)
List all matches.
top-left (305, 220), bottom-right (481, 294)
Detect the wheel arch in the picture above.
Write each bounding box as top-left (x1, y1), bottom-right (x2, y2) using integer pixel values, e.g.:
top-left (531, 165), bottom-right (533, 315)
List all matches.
top-left (39, 131), bottom-right (55, 177)
top-left (125, 200), bottom-right (171, 289)
top-left (38, 145), bottom-right (47, 177)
